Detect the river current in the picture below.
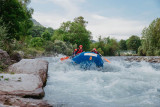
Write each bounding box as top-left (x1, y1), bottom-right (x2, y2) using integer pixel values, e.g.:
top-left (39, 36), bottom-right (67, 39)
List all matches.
top-left (42, 56), bottom-right (160, 107)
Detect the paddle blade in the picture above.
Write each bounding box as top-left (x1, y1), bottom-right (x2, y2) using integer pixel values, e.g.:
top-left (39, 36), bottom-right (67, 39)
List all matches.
top-left (60, 56), bottom-right (70, 61)
top-left (104, 57), bottom-right (111, 63)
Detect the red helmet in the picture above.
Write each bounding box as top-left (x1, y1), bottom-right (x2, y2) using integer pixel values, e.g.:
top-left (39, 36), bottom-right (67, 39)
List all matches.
top-left (74, 49), bottom-right (77, 51)
top-left (79, 45), bottom-right (83, 47)
top-left (93, 48), bottom-right (96, 51)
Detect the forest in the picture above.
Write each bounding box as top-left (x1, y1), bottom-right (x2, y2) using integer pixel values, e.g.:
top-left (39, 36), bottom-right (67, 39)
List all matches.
top-left (0, 0), bottom-right (160, 58)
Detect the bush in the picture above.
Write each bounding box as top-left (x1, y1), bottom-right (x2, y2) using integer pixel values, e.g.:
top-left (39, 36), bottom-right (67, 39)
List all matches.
top-left (138, 46), bottom-right (145, 56)
top-left (44, 41), bottom-right (54, 52)
top-left (44, 40), bottom-right (74, 56)
top-left (0, 18), bottom-right (12, 53)
top-left (155, 50), bottom-right (160, 56)
top-left (30, 37), bottom-right (44, 47)
top-left (23, 48), bottom-right (38, 58)
top-left (97, 48), bottom-right (104, 56)
top-left (146, 49), bottom-right (154, 56)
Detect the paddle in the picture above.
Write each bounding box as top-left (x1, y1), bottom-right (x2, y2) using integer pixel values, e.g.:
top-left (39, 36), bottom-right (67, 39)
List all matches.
top-left (60, 56), bottom-right (70, 61)
top-left (103, 57), bottom-right (111, 63)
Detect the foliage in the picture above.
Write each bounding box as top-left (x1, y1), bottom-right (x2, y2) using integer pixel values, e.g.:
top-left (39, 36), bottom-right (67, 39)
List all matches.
top-left (41, 30), bottom-right (51, 41)
top-left (126, 35), bottom-right (141, 53)
top-left (119, 39), bottom-right (127, 50)
top-left (90, 36), bottom-right (119, 56)
top-left (52, 16), bottom-right (92, 51)
top-left (0, 0), bottom-right (33, 41)
top-left (139, 18), bottom-right (160, 56)
top-left (97, 48), bottom-right (104, 56)
top-left (0, 18), bottom-right (12, 53)
top-left (29, 25), bottom-right (54, 37)
top-left (30, 37), bottom-right (44, 47)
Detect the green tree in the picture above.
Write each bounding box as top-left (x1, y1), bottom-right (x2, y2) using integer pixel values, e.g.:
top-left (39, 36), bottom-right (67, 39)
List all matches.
top-left (139, 18), bottom-right (160, 56)
top-left (30, 37), bottom-right (44, 47)
top-left (119, 39), bottom-right (127, 50)
top-left (0, 18), bottom-right (10, 52)
top-left (53, 16), bottom-right (92, 51)
top-left (41, 30), bottom-right (51, 41)
top-left (126, 35), bottom-right (141, 53)
top-left (0, 0), bottom-right (33, 41)
top-left (29, 25), bottom-right (46, 37)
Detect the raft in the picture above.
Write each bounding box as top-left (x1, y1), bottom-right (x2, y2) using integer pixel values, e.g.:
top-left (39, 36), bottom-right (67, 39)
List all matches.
top-left (72, 52), bottom-right (104, 67)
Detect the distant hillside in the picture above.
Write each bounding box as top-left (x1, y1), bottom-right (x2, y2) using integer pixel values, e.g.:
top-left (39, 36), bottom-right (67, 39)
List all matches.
top-left (31, 19), bottom-right (42, 26)
top-left (91, 40), bottom-right (97, 43)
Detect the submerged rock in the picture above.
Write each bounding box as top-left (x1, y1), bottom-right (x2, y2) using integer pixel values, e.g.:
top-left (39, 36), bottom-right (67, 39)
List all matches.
top-left (0, 95), bottom-right (52, 107)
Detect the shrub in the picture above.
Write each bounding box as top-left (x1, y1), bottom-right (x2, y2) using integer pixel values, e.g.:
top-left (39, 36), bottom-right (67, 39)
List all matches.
top-left (146, 49), bottom-right (154, 56)
top-left (30, 37), bottom-right (44, 47)
top-left (155, 50), bottom-right (160, 56)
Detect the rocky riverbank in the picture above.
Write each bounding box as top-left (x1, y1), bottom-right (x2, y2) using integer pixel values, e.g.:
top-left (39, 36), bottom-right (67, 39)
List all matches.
top-left (0, 57), bottom-right (52, 106)
top-left (125, 56), bottom-right (160, 63)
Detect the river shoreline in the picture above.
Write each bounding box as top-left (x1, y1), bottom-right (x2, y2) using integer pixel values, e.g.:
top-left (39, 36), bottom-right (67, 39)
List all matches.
top-left (125, 56), bottom-right (160, 63)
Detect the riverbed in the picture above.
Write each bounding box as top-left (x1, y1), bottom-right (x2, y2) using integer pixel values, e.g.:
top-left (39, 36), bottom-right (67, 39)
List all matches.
top-left (42, 56), bottom-right (160, 107)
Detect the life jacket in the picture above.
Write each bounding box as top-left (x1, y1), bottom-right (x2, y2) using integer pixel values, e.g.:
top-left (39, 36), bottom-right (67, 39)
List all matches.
top-left (76, 49), bottom-right (83, 54)
top-left (92, 50), bottom-right (98, 54)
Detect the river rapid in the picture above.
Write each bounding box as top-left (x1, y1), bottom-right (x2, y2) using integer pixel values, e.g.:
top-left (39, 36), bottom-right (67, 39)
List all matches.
top-left (42, 56), bottom-right (160, 107)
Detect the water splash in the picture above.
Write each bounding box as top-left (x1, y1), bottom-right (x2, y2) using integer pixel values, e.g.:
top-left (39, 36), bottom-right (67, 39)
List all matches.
top-left (42, 56), bottom-right (160, 107)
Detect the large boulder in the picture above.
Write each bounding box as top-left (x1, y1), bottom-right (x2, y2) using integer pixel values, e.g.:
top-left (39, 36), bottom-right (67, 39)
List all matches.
top-left (0, 49), bottom-right (11, 65)
top-left (10, 52), bottom-right (22, 62)
top-left (7, 59), bottom-right (48, 84)
top-left (0, 74), bottom-right (44, 98)
top-left (0, 59), bottom-right (49, 106)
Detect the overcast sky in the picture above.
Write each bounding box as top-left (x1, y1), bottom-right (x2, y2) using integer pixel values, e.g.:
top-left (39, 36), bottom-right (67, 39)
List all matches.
top-left (30, 0), bottom-right (160, 40)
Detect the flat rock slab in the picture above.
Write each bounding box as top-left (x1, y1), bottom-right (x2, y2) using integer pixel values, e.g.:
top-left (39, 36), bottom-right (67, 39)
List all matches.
top-left (0, 59), bottom-right (50, 106)
top-left (8, 59), bottom-right (48, 85)
top-left (0, 95), bottom-right (52, 107)
top-left (0, 74), bottom-right (44, 98)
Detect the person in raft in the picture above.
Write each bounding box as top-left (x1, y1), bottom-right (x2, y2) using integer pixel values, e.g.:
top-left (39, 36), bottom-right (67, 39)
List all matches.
top-left (72, 49), bottom-right (77, 57)
top-left (75, 45), bottom-right (84, 55)
top-left (91, 48), bottom-right (102, 57)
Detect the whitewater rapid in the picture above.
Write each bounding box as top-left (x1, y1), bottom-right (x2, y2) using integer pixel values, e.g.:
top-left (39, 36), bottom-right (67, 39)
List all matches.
top-left (42, 56), bottom-right (160, 107)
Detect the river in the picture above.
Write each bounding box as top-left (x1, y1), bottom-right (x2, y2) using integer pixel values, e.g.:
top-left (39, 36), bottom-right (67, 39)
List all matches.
top-left (42, 56), bottom-right (160, 107)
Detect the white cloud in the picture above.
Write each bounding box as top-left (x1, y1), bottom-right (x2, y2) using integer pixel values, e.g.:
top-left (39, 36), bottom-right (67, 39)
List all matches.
top-left (31, 0), bottom-right (148, 40)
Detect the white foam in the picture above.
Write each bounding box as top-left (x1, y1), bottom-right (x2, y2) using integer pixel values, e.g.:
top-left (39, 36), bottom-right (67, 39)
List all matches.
top-left (43, 56), bottom-right (160, 107)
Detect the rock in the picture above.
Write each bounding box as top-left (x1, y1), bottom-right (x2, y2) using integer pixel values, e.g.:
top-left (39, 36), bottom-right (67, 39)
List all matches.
top-left (0, 74), bottom-right (44, 98)
top-left (0, 49), bottom-right (11, 65)
top-left (1, 59), bottom-right (48, 98)
top-left (125, 56), bottom-right (160, 63)
top-left (10, 52), bottom-right (22, 62)
top-left (0, 95), bottom-right (52, 107)
top-left (0, 59), bottom-right (50, 106)
top-left (8, 59), bottom-right (48, 85)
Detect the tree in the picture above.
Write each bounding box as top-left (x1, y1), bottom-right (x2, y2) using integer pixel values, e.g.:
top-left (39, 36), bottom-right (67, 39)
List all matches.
top-left (139, 18), bottom-right (160, 56)
top-left (0, 18), bottom-right (10, 52)
top-left (126, 35), bottom-right (141, 53)
top-left (30, 37), bottom-right (44, 47)
top-left (0, 0), bottom-right (33, 41)
top-left (29, 25), bottom-right (46, 37)
top-left (41, 30), bottom-right (51, 41)
top-left (53, 16), bottom-right (92, 51)
top-left (119, 39), bottom-right (127, 50)
top-left (74, 16), bottom-right (88, 27)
